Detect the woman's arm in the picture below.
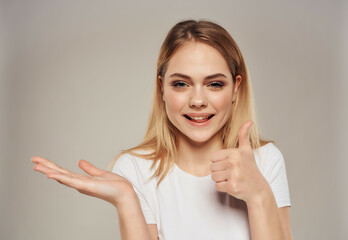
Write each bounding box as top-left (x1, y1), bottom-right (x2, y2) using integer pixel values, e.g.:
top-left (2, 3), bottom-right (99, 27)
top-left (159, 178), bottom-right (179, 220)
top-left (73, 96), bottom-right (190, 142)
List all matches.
top-left (210, 121), bottom-right (292, 240)
top-left (279, 207), bottom-right (293, 240)
top-left (246, 185), bottom-right (291, 240)
top-left (117, 193), bottom-right (153, 240)
top-left (32, 156), bottom-right (153, 240)
top-left (147, 224), bottom-right (159, 240)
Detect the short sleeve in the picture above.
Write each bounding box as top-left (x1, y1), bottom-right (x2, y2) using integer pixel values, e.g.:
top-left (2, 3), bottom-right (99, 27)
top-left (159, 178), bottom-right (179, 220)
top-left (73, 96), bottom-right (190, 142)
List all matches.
top-left (258, 144), bottom-right (291, 208)
top-left (112, 154), bottom-right (156, 224)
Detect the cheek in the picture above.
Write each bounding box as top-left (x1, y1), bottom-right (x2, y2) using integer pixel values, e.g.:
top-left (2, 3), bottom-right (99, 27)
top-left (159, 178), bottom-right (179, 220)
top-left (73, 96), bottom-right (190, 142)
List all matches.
top-left (163, 91), bottom-right (187, 116)
top-left (211, 91), bottom-right (233, 112)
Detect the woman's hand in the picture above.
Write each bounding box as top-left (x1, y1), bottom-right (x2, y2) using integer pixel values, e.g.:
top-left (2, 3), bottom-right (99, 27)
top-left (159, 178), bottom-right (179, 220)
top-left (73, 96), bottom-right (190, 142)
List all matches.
top-left (32, 156), bottom-right (136, 208)
top-left (210, 121), bottom-right (271, 205)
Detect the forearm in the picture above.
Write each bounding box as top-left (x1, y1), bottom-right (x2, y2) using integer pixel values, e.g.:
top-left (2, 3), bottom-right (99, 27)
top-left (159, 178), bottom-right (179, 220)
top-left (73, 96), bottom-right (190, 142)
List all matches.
top-left (116, 193), bottom-right (152, 240)
top-left (246, 186), bottom-right (286, 240)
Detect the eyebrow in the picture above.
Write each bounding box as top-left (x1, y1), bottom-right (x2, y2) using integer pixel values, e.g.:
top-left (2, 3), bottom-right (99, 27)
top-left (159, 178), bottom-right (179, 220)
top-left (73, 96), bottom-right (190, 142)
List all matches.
top-left (168, 73), bottom-right (228, 80)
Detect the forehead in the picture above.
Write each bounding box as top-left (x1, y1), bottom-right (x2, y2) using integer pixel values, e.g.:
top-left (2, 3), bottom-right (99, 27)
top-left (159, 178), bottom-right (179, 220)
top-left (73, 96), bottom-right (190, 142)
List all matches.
top-left (165, 41), bottom-right (231, 79)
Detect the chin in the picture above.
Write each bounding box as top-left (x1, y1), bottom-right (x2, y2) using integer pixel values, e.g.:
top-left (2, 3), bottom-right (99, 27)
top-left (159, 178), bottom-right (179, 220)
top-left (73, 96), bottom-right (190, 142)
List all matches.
top-left (182, 132), bottom-right (219, 145)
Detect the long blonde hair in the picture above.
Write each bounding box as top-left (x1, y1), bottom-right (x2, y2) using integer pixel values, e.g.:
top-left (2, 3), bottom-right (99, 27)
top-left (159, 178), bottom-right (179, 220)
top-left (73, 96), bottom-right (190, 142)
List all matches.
top-left (108, 19), bottom-right (272, 186)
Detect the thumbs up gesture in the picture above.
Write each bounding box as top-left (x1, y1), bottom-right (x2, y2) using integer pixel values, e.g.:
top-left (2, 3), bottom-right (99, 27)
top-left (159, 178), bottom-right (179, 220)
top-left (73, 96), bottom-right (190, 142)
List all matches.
top-left (210, 120), bottom-right (270, 204)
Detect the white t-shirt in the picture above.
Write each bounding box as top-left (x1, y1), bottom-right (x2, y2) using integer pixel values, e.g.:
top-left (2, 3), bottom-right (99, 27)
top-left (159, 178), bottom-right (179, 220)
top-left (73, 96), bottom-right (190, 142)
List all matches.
top-left (112, 142), bottom-right (291, 240)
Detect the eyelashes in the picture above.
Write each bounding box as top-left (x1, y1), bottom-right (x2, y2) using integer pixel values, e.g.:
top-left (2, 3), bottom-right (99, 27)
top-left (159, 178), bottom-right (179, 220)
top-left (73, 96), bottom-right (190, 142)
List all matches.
top-left (209, 81), bottom-right (224, 90)
top-left (171, 81), bottom-right (225, 90)
top-left (171, 81), bottom-right (188, 88)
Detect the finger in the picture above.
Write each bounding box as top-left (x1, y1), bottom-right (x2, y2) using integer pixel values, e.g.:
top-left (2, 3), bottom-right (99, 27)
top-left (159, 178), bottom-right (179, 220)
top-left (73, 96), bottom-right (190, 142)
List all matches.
top-left (34, 163), bottom-right (80, 181)
top-left (237, 120), bottom-right (253, 150)
top-left (34, 163), bottom-right (60, 176)
top-left (211, 170), bottom-right (230, 183)
top-left (31, 156), bottom-right (71, 174)
top-left (210, 149), bottom-right (233, 162)
top-left (47, 171), bottom-right (91, 192)
top-left (215, 181), bottom-right (227, 192)
top-left (210, 160), bottom-right (230, 172)
top-left (78, 160), bottom-right (104, 177)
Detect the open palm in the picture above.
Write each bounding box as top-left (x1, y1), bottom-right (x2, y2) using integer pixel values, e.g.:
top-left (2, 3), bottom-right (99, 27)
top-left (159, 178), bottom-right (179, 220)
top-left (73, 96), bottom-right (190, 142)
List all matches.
top-left (32, 156), bottom-right (135, 207)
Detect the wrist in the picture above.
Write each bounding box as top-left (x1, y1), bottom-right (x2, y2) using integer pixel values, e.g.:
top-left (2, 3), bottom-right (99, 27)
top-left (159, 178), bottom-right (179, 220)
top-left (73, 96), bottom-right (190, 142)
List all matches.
top-left (115, 192), bottom-right (142, 215)
top-left (246, 184), bottom-right (274, 208)
top-left (112, 188), bottom-right (138, 209)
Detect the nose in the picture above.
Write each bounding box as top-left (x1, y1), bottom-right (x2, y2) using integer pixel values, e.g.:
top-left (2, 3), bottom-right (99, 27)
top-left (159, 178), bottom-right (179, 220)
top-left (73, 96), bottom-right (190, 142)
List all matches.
top-left (189, 86), bottom-right (207, 108)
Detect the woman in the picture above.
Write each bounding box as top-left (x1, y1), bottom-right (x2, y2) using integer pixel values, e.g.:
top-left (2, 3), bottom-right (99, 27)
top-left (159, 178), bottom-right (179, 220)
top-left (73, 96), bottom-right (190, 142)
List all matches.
top-left (32, 20), bottom-right (292, 240)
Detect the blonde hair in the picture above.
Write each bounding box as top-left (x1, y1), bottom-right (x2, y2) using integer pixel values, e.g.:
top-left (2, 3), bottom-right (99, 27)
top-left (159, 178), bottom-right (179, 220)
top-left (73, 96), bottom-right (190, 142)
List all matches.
top-left (108, 19), bottom-right (273, 186)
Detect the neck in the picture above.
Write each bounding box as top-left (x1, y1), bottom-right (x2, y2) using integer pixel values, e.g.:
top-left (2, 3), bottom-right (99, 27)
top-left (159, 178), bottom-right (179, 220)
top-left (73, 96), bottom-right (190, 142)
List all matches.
top-left (175, 133), bottom-right (223, 177)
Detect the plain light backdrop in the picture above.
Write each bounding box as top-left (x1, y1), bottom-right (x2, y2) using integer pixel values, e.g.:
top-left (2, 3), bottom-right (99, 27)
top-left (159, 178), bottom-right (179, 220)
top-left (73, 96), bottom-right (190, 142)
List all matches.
top-left (1, 0), bottom-right (347, 239)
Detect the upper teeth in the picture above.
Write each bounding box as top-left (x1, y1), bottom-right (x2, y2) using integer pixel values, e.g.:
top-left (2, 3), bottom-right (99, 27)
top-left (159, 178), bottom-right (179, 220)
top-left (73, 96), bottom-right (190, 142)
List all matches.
top-left (190, 116), bottom-right (208, 120)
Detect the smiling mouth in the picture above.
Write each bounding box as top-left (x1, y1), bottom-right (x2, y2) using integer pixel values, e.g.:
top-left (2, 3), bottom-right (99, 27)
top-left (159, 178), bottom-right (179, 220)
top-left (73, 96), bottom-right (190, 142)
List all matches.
top-left (184, 114), bottom-right (214, 123)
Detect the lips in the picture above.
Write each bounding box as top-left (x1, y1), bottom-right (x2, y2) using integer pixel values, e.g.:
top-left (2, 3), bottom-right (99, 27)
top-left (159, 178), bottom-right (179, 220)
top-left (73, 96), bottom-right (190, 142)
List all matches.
top-left (184, 113), bottom-right (214, 123)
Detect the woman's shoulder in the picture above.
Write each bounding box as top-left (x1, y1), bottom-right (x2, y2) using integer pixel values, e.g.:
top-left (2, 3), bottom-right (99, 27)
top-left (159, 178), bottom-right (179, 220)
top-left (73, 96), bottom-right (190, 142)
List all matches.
top-left (253, 142), bottom-right (285, 171)
top-left (115, 149), bottom-right (154, 164)
top-left (255, 142), bottom-right (283, 157)
top-left (112, 149), bottom-right (157, 178)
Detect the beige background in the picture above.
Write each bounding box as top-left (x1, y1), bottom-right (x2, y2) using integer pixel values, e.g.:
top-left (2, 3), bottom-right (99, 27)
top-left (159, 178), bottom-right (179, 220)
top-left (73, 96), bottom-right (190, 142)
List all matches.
top-left (1, 0), bottom-right (347, 239)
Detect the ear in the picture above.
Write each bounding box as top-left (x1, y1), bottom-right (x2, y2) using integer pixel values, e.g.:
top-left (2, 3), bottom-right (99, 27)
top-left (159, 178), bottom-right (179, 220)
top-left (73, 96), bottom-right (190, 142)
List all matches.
top-left (232, 75), bottom-right (242, 102)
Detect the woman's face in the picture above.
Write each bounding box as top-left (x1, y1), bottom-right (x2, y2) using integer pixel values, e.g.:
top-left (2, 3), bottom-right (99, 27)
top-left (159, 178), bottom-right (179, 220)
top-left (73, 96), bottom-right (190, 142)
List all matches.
top-left (162, 41), bottom-right (240, 145)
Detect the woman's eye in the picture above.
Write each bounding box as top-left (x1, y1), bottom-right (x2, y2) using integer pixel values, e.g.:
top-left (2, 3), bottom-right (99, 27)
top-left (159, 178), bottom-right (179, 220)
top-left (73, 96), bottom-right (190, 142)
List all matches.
top-left (172, 81), bottom-right (188, 88)
top-left (209, 81), bottom-right (224, 90)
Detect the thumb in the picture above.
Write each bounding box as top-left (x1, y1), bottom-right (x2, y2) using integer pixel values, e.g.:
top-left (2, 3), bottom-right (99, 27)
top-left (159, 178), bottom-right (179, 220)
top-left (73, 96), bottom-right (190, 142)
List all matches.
top-left (78, 160), bottom-right (104, 176)
top-left (238, 120), bottom-right (253, 150)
